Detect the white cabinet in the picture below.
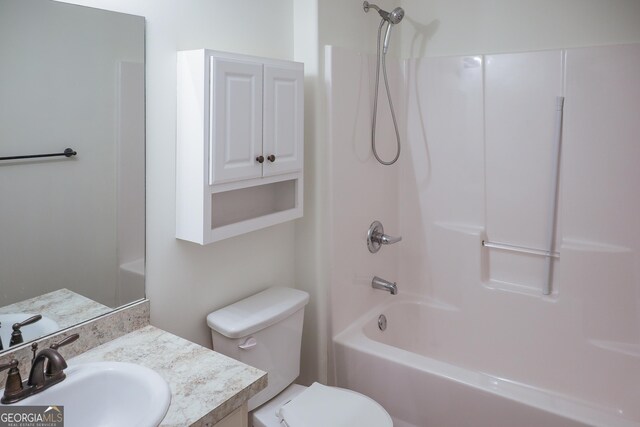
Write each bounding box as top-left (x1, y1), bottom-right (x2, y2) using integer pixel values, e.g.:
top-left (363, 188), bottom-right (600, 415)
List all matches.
top-left (213, 403), bottom-right (248, 427)
top-left (210, 57), bottom-right (263, 185)
top-left (177, 49), bottom-right (304, 244)
top-left (263, 65), bottom-right (304, 177)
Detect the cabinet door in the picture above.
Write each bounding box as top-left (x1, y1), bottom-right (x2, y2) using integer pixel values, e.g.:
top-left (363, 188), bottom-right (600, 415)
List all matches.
top-left (213, 403), bottom-right (248, 427)
top-left (262, 64), bottom-right (304, 177)
top-left (210, 57), bottom-right (263, 185)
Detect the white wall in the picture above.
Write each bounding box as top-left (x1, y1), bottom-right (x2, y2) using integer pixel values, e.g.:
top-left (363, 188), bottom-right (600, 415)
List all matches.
top-left (58, 0), bottom-right (297, 348)
top-left (399, 0), bottom-right (640, 57)
top-left (318, 0), bottom-right (397, 55)
top-left (292, 0), bottom-right (324, 385)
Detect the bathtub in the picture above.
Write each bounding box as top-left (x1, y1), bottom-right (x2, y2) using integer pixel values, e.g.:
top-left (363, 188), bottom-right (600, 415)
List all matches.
top-left (333, 299), bottom-right (639, 427)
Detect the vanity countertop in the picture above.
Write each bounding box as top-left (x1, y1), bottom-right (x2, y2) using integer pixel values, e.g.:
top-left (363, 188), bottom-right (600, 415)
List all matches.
top-left (68, 325), bottom-right (267, 426)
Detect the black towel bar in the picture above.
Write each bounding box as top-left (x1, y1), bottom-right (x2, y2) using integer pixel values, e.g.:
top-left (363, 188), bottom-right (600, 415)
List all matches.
top-left (0, 148), bottom-right (77, 161)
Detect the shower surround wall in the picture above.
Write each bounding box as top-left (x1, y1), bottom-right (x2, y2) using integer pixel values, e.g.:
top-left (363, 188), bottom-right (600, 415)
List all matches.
top-left (327, 44), bottom-right (640, 425)
top-left (325, 45), bottom-right (403, 337)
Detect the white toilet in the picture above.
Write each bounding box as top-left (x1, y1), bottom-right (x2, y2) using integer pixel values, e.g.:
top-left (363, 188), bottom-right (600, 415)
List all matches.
top-left (206, 287), bottom-right (393, 427)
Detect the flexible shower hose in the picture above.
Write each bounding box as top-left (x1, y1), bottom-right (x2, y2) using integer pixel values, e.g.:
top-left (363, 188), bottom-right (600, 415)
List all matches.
top-left (371, 19), bottom-right (401, 166)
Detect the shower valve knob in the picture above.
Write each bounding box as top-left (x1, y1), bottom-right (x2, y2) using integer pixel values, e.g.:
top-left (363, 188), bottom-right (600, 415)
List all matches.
top-left (256, 155), bottom-right (264, 164)
top-left (267, 155), bottom-right (276, 162)
top-left (367, 220), bottom-right (402, 253)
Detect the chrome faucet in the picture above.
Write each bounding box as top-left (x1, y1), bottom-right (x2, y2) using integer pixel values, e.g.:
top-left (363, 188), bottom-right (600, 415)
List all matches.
top-left (367, 221), bottom-right (402, 253)
top-left (0, 333), bottom-right (79, 404)
top-left (372, 276), bottom-right (398, 295)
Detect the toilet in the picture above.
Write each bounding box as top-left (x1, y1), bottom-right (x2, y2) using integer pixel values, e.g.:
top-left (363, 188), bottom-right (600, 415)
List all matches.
top-left (206, 287), bottom-right (393, 427)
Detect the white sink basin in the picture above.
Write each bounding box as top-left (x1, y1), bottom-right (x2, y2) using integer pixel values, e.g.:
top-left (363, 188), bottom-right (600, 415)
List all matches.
top-left (1, 362), bottom-right (171, 427)
top-left (0, 313), bottom-right (59, 346)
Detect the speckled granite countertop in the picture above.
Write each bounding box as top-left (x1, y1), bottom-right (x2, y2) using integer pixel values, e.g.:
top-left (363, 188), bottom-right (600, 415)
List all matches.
top-left (68, 325), bottom-right (267, 426)
top-left (0, 289), bottom-right (111, 330)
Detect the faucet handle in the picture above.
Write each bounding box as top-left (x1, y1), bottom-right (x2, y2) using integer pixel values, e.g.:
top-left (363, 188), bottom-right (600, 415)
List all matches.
top-left (13, 315), bottom-right (42, 330)
top-left (0, 359), bottom-right (18, 373)
top-left (0, 359), bottom-right (23, 401)
top-left (50, 333), bottom-right (79, 350)
top-left (367, 220), bottom-right (402, 253)
top-left (10, 315), bottom-right (43, 347)
top-left (379, 233), bottom-right (402, 245)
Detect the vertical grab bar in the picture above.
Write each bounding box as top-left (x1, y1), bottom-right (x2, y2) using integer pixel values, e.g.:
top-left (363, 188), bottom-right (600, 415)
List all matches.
top-left (543, 96), bottom-right (565, 295)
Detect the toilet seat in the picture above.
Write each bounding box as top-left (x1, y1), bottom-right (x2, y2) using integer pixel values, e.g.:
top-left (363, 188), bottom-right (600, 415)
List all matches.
top-left (276, 382), bottom-right (393, 427)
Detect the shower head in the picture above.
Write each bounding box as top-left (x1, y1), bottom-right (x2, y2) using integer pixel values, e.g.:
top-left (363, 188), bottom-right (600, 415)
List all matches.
top-left (383, 7), bottom-right (405, 54)
top-left (363, 2), bottom-right (405, 53)
top-left (387, 7), bottom-right (404, 24)
top-left (363, 2), bottom-right (404, 25)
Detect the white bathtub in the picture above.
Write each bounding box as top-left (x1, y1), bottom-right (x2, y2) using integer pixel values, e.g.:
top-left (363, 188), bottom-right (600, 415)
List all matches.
top-left (333, 299), bottom-right (639, 427)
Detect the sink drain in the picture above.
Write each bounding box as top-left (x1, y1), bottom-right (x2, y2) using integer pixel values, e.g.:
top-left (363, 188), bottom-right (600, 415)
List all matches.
top-left (378, 314), bottom-right (387, 331)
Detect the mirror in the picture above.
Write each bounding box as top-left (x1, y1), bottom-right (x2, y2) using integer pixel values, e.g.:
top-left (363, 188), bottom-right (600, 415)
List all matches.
top-left (0, 0), bottom-right (145, 353)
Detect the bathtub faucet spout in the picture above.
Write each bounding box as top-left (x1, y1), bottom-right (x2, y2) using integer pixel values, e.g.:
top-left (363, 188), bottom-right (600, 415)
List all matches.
top-left (372, 276), bottom-right (398, 295)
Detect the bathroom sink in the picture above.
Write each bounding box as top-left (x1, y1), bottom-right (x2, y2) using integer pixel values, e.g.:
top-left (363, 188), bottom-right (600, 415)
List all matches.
top-left (0, 313), bottom-right (59, 346)
top-left (0, 362), bottom-right (171, 427)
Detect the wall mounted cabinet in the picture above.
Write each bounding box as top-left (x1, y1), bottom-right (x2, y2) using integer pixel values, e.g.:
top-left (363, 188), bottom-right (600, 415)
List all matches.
top-left (177, 49), bottom-right (304, 244)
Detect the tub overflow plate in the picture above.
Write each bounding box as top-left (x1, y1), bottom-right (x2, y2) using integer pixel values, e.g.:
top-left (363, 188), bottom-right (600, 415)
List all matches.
top-left (378, 314), bottom-right (387, 331)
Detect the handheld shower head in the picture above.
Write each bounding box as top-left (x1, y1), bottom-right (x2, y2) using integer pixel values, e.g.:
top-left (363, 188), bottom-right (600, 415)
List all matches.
top-left (363, 2), bottom-right (405, 53)
top-left (387, 7), bottom-right (404, 24)
top-left (382, 23), bottom-right (393, 54)
top-left (382, 8), bottom-right (404, 54)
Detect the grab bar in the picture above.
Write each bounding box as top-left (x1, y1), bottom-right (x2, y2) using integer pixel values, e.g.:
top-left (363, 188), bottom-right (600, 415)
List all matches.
top-left (482, 240), bottom-right (559, 259)
top-left (0, 148), bottom-right (77, 162)
top-left (541, 96), bottom-right (565, 295)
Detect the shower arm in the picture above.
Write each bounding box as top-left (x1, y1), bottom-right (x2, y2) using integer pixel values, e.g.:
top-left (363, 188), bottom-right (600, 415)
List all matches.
top-left (364, 2), bottom-right (404, 24)
top-left (363, 1), bottom-right (383, 15)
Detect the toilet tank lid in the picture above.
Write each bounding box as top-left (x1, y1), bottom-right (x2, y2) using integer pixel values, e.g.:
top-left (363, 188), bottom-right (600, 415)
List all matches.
top-left (207, 287), bottom-right (310, 338)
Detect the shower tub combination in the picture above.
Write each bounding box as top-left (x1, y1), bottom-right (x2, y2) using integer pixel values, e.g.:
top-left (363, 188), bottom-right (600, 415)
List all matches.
top-left (330, 4), bottom-right (640, 426)
top-left (334, 298), bottom-right (639, 427)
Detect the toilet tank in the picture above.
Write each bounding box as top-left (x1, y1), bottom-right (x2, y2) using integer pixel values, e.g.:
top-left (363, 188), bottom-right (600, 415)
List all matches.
top-left (207, 287), bottom-right (310, 411)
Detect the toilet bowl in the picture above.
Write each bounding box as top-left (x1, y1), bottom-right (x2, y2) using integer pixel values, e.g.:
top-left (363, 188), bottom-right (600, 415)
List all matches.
top-left (253, 383), bottom-right (392, 427)
top-left (206, 287), bottom-right (393, 427)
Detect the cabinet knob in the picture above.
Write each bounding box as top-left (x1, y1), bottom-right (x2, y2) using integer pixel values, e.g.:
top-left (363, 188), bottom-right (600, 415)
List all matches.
top-left (256, 155), bottom-right (265, 164)
top-left (267, 154), bottom-right (276, 162)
